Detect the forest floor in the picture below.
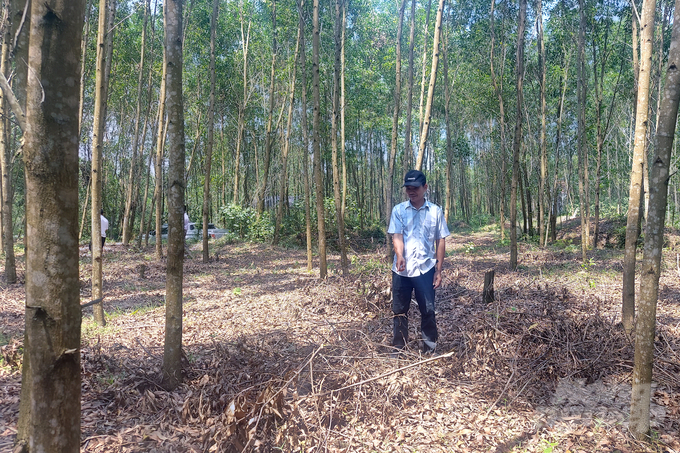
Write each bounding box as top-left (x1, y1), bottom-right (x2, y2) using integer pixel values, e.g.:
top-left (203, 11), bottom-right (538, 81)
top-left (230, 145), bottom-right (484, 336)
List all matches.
top-left (1, 219), bottom-right (680, 453)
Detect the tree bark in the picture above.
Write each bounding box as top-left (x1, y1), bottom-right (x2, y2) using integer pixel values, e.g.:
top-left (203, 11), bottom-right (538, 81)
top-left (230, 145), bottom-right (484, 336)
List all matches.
top-left (630, 0), bottom-right (680, 437)
top-left (385, 0), bottom-right (407, 263)
top-left (510, 0), bottom-right (526, 271)
top-left (403, 0), bottom-right (416, 174)
top-left (298, 0), bottom-right (313, 271)
top-left (233, 11), bottom-right (251, 205)
top-left (537, 0), bottom-right (547, 247)
top-left (255, 0), bottom-right (277, 216)
top-left (154, 53), bottom-right (168, 260)
top-left (312, 0), bottom-right (326, 278)
top-left (122, 0), bottom-right (151, 245)
top-left (0, 4), bottom-right (16, 284)
top-left (162, 0), bottom-right (186, 391)
top-left (623, 0), bottom-right (656, 333)
top-left (415, 0), bottom-right (445, 172)
top-left (490, 0), bottom-right (508, 242)
top-left (274, 24), bottom-right (300, 246)
top-left (202, 0), bottom-right (218, 263)
top-left (91, 0), bottom-right (116, 326)
top-left (577, 0), bottom-right (588, 264)
top-left (16, 2), bottom-right (85, 451)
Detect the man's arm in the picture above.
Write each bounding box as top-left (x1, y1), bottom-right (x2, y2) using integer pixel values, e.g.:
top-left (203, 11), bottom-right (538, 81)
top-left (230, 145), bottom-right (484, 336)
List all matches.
top-left (433, 237), bottom-right (445, 289)
top-left (393, 233), bottom-right (406, 272)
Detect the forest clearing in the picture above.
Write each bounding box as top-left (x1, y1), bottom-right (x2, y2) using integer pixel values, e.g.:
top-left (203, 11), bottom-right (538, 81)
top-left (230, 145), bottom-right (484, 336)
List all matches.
top-left (1, 222), bottom-right (680, 453)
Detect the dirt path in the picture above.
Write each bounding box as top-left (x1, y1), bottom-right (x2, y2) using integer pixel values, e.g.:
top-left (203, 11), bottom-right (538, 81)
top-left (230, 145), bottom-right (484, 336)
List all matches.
top-left (1, 232), bottom-right (679, 452)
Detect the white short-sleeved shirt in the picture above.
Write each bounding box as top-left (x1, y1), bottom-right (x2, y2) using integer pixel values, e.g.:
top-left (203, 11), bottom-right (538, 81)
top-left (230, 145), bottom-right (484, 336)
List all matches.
top-left (101, 215), bottom-right (109, 238)
top-left (388, 199), bottom-right (450, 277)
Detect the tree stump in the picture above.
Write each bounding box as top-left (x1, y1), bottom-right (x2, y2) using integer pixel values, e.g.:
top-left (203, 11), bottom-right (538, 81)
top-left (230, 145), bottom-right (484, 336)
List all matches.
top-left (137, 264), bottom-right (147, 279)
top-left (483, 269), bottom-right (495, 304)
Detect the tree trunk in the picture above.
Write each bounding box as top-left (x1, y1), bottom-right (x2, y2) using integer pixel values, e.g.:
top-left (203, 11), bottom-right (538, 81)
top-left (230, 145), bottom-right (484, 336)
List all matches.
top-left (91, 0), bottom-right (116, 326)
top-left (255, 0), bottom-right (277, 216)
top-left (122, 0), bottom-right (150, 244)
top-left (385, 0), bottom-right (407, 262)
top-left (623, 0), bottom-right (656, 333)
top-left (510, 0), bottom-right (526, 271)
top-left (404, 0), bottom-right (416, 174)
top-left (0, 6), bottom-right (16, 284)
top-left (202, 0), bottom-right (218, 263)
top-left (415, 0), bottom-right (444, 172)
top-left (631, 0), bottom-right (680, 436)
top-left (417, 0), bottom-right (432, 138)
top-left (296, 0), bottom-right (313, 270)
top-left (537, 0), bottom-right (547, 247)
top-left (331, 0), bottom-right (348, 274)
top-left (312, 0), bottom-right (327, 278)
top-left (154, 53), bottom-right (168, 260)
top-left (490, 0), bottom-right (508, 242)
top-left (233, 11), bottom-right (251, 205)
top-left (577, 0), bottom-right (588, 264)
top-left (17, 2), bottom-right (85, 451)
top-left (274, 25), bottom-right (300, 246)
top-left (162, 0), bottom-right (186, 391)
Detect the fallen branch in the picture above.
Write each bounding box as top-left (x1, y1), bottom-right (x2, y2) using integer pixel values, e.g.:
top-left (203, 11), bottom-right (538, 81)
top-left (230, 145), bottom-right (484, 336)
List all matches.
top-left (309, 351), bottom-right (455, 398)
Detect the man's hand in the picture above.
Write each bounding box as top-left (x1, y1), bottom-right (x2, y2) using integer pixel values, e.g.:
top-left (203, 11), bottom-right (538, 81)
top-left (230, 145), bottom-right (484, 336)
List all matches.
top-left (433, 269), bottom-right (442, 289)
top-left (396, 255), bottom-right (406, 272)
top-left (393, 233), bottom-right (406, 272)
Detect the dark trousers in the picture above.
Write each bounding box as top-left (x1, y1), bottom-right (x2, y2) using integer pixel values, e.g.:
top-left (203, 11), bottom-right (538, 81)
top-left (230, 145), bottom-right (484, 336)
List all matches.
top-left (392, 267), bottom-right (437, 348)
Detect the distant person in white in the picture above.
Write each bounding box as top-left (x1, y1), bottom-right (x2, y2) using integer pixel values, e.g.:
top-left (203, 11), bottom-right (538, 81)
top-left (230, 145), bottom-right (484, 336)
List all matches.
top-left (100, 209), bottom-right (109, 247)
top-left (183, 205), bottom-right (190, 236)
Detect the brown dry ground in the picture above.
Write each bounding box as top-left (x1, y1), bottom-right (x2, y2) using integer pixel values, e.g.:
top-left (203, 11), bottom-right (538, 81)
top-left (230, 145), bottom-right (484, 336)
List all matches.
top-left (1, 220), bottom-right (680, 453)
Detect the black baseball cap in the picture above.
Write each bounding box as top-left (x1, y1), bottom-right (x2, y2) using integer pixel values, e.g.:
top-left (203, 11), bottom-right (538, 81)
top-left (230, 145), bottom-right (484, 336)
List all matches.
top-left (403, 170), bottom-right (426, 187)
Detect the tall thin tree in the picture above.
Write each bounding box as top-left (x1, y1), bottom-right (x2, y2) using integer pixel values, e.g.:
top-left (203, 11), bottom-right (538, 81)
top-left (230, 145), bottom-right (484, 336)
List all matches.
top-left (623, 0), bottom-right (656, 332)
top-left (630, 0), bottom-right (680, 437)
top-left (16, 2), bottom-right (86, 451)
top-left (162, 0), bottom-right (186, 391)
top-left (202, 0), bottom-right (219, 263)
top-left (510, 0), bottom-right (526, 271)
top-left (312, 0), bottom-right (327, 278)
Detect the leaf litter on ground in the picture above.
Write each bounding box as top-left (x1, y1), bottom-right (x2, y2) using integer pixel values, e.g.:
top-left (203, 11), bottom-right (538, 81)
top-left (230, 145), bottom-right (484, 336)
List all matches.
top-left (0, 225), bottom-right (679, 452)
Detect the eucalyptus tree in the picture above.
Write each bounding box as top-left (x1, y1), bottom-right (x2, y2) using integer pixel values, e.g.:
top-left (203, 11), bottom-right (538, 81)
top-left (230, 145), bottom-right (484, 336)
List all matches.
top-left (16, 2), bottom-right (86, 451)
top-left (202, 0), bottom-right (219, 263)
top-left (91, 0), bottom-right (116, 326)
top-left (623, 0), bottom-right (656, 333)
top-left (162, 0), bottom-right (186, 391)
top-left (385, 0), bottom-right (407, 262)
top-left (416, 0), bottom-right (445, 171)
top-left (631, 0), bottom-right (680, 437)
top-left (312, 0), bottom-right (327, 278)
top-left (510, 0), bottom-right (526, 271)
top-left (122, 0), bottom-right (151, 245)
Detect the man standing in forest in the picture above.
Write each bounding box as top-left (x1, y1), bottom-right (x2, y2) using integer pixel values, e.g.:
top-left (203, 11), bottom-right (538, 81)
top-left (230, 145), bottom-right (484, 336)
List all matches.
top-left (388, 170), bottom-right (450, 357)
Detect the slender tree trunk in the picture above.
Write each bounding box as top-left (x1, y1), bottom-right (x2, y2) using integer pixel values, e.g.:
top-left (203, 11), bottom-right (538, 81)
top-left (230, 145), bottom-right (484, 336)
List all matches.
top-left (331, 0), bottom-right (348, 274)
top-left (0, 9), bottom-right (16, 284)
top-left (443, 14), bottom-right (454, 223)
top-left (17, 2), bottom-right (85, 451)
top-left (233, 13), bottom-right (250, 204)
top-left (312, 0), bottom-right (326, 278)
top-left (510, 0), bottom-right (526, 271)
top-left (274, 25), bottom-right (300, 246)
top-left (298, 0), bottom-right (313, 271)
top-left (91, 0), bottom-right (116, 326)
top-left (415, 0), bottom-right (444, 172)
top-left (577, 0), bottom-right (588, 263)
top-left (162, 0), bottom-right (186, 391)
top-left (490, 0), bottom-right (508, 241)
top-left (386, 0), bottom-right (407, 262)
top-left (623, 0), bottom-right (656, 332)
top-left (537, 0), bottom-right (547, 247)
top-left (255, 0), bottom-right (277, 216)
top-left (122, 0), bottom-right (150, 244)
top-left (154, 54), bottom-right (168, 260)
top-left (631, 0), bottom-right (680, 436)
top-left (404, 0), bottom-right (416, 174)
top-left (340, 4), bottom-right (347, 229)
top-left (417, 0), bottom-right (432, 137)
top-left (202, 0), bottom-right (218, 262)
